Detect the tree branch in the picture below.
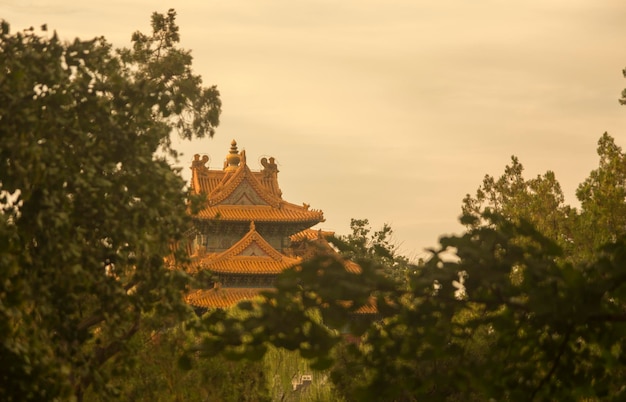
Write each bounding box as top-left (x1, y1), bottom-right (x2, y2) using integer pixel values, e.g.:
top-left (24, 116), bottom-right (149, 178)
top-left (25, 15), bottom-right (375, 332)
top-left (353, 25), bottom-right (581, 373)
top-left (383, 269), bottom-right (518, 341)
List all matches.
top-left (588, 313), bottom-right (626, 322)
top-left (530, 329), bottom-right (571, 400)
top-left (77, 313), bottom-right (105, 332)
top-left (94, 313), bottom-right (141, 367)
top-left (76, 312), bottom-right (141, 398)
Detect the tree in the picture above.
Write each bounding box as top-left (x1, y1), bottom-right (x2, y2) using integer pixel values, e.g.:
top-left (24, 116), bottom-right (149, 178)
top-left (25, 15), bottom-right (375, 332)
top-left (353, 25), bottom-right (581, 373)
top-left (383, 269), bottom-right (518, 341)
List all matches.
top-left (463, 133), bottom-right (626, 266)
top-left (0, 10), bottom-right (220, 400)
top-left (327, 134), bottom-right (626, 400)
top-left (84, 325), bottom-right (270, 402)
top-left (193, 133), bottom-right (626, 401)
top-left (575, 133), bottom-right (626, 259)
top-left (332, 211), bottom-right (626, 400)
top-left (332, 218), bottom-right (414, 285)
top-left (461, 156), bottom-right (578, 257)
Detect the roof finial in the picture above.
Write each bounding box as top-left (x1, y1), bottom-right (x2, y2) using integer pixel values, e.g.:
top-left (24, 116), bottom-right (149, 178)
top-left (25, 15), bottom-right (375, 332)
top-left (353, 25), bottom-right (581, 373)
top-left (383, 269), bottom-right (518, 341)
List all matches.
top-left (224, 139), bottom-right (241, 171)
top-left (250, 221), bottom-right (255, 231)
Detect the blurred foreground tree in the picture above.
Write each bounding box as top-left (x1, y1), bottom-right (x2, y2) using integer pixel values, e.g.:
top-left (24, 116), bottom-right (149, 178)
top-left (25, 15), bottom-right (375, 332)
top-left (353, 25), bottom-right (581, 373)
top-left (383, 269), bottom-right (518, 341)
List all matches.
top-left (0, 9), bottom-right (220, 401)
top-left (84, 325), bottom-right (270, 402)
top-left (332, 211), bottom-right (626, 400)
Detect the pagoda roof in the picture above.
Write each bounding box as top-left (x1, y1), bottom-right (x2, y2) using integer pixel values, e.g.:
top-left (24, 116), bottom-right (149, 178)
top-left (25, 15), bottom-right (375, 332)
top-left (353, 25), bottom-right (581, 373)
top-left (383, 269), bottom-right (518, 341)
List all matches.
top-left (186, 287), bottom-right (378, 314)
top-left (290, 229), bottom-right (335, 242)
top-left (190, 141), bottom-right (323, 225)
top-left (191, 153), bottom-right (282, 200)
top-left (191, 222), bottom-right (301, 275)
top-left (208, 163), bottom-right (280, 207)
top-left (186, 287), bottom-right (271, 309)
top-left (195, 204), bottom-right (324, 224)
top-left (289, 232), bottom-right (361, 274)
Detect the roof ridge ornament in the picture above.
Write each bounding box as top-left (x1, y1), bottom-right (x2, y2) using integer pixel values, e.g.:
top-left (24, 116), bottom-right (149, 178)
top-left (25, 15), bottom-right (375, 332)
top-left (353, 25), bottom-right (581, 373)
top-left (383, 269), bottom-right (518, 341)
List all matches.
top-left (192, 154), bottom-right (210, 171)
top-left (260, 156), bottom-right (279, 178)
top-left (223, 139), bottom-right (241, 171)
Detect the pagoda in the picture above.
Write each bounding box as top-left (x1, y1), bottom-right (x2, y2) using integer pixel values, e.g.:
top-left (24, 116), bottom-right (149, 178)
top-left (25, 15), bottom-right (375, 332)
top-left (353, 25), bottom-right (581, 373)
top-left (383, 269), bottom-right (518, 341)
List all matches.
top-left (183, 140), bottom-right (358, 311)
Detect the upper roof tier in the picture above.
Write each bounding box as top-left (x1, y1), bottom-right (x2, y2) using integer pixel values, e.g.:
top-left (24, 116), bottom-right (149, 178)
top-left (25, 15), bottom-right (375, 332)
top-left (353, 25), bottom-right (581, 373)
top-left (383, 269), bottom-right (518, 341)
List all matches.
top-left (190, 140), bottom-right (324, 225)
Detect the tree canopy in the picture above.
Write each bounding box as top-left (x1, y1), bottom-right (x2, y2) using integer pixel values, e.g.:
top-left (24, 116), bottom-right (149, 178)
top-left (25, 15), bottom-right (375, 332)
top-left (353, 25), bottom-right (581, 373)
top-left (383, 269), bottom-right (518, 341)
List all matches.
top-left (0, 10), bottom-right (220, 400)
top-left (191, 133), bottom-right (626, 401)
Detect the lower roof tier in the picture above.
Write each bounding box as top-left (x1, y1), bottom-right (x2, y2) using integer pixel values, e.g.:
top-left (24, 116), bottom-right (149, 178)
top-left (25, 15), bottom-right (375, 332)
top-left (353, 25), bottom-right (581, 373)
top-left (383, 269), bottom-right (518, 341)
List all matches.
top-left (191, 255), bottom-right (300, 275)
top-left (186, 288), bottom-right (272, 309)
top-left (186, 287), bottom-right (378, 314)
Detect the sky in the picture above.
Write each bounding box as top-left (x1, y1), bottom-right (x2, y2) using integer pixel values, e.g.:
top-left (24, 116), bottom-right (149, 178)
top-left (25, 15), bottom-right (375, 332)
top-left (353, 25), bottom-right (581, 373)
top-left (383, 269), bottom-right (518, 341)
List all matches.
top-left (3, 0), bottom-right (626, 260)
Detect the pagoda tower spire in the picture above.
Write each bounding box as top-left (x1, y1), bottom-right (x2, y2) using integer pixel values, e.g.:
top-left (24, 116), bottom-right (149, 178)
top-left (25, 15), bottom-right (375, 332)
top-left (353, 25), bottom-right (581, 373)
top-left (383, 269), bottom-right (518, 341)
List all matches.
top-left (223, 139), bottom-right (241, 171)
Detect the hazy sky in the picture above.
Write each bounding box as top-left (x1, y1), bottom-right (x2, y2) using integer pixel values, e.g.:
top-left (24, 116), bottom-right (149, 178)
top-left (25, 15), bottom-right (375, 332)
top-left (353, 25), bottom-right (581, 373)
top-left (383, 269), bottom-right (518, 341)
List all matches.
top-left (4, 1), bottom-right (626, 259)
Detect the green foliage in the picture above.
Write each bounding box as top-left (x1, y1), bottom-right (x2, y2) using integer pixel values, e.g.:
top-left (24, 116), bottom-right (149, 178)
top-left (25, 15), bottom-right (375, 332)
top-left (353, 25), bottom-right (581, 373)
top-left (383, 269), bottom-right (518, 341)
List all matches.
top-left (85, 322), bottom-right (344, 402)
top-left (117, 9), bottom-right (221, 154)
top-left (263, 346), bottom-right (345, 402)
top-left (325, 133), bottom-right (626, 400)
top-left (462, 156), bottom-right (576, 255)
top-left (5, 10), bottom-right (624, 399)
top-left (194, 133), bottom-right (626, 401)
top-left (194, 245), bottom-right (398, 370)
top-left (462, 134), bottom-right (626, 265)
top-left (0, 10), bottom-right (220, 400)
top-left (325, 211), bottom-right (626, 400)
top-left (332, 218), bottom-right (415, 285)
top-left (575, 133), bottom-right (626, 258)
top-left (620, 67), bottom-right (626, 106)
top-left (84, 325), bottom-right (270, 402)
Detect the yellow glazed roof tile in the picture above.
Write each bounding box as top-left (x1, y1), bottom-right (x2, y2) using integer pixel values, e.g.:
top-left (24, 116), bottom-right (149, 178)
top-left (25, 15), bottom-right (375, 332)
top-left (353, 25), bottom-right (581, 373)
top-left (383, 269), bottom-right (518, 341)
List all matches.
top-left (207, 163), bottom-right (280, 207)
top-left (186, 287), bottom-right (377, 314)
top-left (191, 155), bottom-right (282, 200)
top-left (290, 229), bottom-right (335, 242)
top-left (195, 204), bottom-right (324, 223)
top-left (191, 222), bottom-right (301, 274)
top-left (190, 144), bottom-right (323, 224)
top-left (289, 236), bottom-right (362, 274)
top-left (198, 256), bottom-right (299, 274)
top-left (186, 288), bottom-right (272, 308)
